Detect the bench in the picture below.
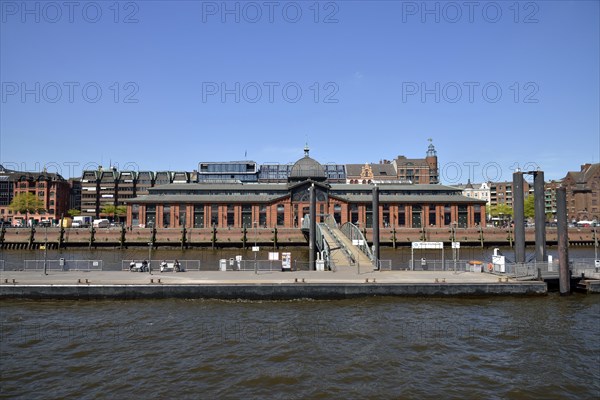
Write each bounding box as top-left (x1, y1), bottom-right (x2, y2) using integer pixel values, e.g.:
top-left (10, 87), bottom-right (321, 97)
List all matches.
top-left (160, 262), bottom-right (175, 272)
top-left (130, 262), bottom-right (148, 272)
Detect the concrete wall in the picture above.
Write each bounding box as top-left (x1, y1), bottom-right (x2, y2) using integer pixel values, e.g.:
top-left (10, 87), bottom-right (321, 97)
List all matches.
top-left (0, 282), bottom-right (547, 300)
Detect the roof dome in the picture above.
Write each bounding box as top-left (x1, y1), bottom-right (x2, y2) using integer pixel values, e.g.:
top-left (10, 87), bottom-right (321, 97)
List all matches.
top-left (288, 145), bottom-right (327, 182)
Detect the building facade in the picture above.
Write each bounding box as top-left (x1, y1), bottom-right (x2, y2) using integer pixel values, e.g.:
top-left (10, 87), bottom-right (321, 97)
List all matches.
top-left (489, 180), bottom-right (533, 208)
top-left (393, 141), bottom-right (439, 184)
top-left (0, 165), bottom-right (70, 226)
top-left (80, 167), bottom-right (193, 218)
top-left (562, 163), bottom-right (600, 222)
top-left (125, 149), bottom-right (485, 229)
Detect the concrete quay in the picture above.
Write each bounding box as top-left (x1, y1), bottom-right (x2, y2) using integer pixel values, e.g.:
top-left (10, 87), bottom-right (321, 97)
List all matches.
top-left (0, 269), bottom-right (547, 300)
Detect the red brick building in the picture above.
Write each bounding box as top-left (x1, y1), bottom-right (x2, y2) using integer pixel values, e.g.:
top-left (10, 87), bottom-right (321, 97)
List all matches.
top-left (126, 149), bottom-right (485, 229)
top-left (0, 167), bottom-right (70, 226)
top-left (562, 163), bottom-right (600, 222)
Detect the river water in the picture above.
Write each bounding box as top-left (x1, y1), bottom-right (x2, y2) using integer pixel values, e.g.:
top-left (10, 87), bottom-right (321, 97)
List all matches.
top-left (1, 295), bottom-right (599, 399)
top-left (1, 247), bottom-right (599, 398)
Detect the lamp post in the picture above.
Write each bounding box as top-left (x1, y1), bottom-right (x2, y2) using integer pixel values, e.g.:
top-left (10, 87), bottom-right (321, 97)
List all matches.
top-left (147, 242), bottom-right (152, 275)
top-left (43, 225), bottom-right (48, 276)
top-left (594, 226), bottom-right (598, 262)
top-left (253, 221), bottom-right (258, 274)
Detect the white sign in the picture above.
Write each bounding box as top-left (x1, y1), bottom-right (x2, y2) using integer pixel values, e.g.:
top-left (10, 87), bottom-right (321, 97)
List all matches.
top-left (268, 252), bottom-right (279, 261)
top-left (252, 246), bottom-right (260, 252)
top-left (452, 242), bottom-right (460, 249)
top-left (492, 255), bottom-right (506, 273)
top-left (282, 252), bottom-right (291, 270)
top-left (352, 240), bottom-right (365, 246)
top-left (412, 242), bottom-right (443, 249)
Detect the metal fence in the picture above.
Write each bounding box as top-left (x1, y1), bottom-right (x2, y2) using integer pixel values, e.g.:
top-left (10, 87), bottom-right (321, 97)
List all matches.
top-left (24, 259), bottom-right (103, 271)
top-left (0, 260), bottom-right (4, 271)
top-left (293, 261), bottom-right (315, 271)
top-left (571, 258), bottom-right (600, 270)
top-left (375, 259), bottom-right (392, 271)
top-left (121, 260), bottom-right (202, 271)
top-left (504, 263), bottom-right (539, 279)
top-left (225, 260), bottom-right (333, 272)
top-left (390, 259), bottom-right (491, 272)
top-left (233, 260), bottom-right (284, 271)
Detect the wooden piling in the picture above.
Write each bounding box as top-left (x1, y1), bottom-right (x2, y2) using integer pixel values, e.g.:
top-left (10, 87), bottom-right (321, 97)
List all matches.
top-left (556, 187), bottom-right (570, 295)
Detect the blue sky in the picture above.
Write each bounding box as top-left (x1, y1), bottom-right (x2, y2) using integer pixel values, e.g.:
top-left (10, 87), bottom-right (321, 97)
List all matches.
top-left (1, 0), bottom-right (598, 184)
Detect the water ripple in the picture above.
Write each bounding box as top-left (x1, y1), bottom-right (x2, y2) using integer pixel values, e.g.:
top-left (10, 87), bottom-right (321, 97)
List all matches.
top-left (1, 295), bottom-right (599, 399)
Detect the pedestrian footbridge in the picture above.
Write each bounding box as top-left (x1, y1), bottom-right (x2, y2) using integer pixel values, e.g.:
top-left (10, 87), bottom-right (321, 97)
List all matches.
top-left (302, 215), bottom-right (373, 270)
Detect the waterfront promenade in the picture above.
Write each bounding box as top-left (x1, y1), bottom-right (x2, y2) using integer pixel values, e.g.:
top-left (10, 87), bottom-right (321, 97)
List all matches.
top-left (0, 269), bottom-right (548, 299)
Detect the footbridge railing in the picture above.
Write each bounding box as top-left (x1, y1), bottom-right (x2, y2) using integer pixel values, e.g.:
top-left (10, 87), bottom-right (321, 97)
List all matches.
top-left (302, 215), bottom-right (332, 270)
top-left (322, 215), bottom-right (355, 265)
top-left (339, 221), bottom-right (374, 261)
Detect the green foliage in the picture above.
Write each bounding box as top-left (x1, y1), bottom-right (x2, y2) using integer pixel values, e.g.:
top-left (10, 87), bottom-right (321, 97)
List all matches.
top-left (524, 195), bottom-right (535, 219)
top-left (101, 204), bottom-right (127, 222)
top-left (67, 208), bottom-right (81, 217)
top-left (8, 192), bottom-right (45, 215)
top-left (489, 204), bottom-right (513, 218)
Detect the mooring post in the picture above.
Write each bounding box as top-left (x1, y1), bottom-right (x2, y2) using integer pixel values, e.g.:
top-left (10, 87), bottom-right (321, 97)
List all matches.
top-left (120, 224), bottom-right (127, 249)
top-left (372, 185), bottom-right (380, 269)
top-left (180, 226), bottom-right (187, 250)
top-left (309, 184), bottom-right (316, 271)
top-left (513, 171), bottom-right (525, 263)
top-left (534, 171), bottom-right (547, 261)
top-left (556, 187), bottom-right (570, 295)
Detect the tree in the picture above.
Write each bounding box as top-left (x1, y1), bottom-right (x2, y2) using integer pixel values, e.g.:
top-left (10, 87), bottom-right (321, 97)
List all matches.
top-left (67, 209), bottom-right (81, 217)
top-left (489, 204), bottom-right (513, 220)
top-left (524, 195), bottom-right (535, 219)
top-left (101, 204), bottom-right (127, 223)
top-left (8, 192), bottom-right (45, 225)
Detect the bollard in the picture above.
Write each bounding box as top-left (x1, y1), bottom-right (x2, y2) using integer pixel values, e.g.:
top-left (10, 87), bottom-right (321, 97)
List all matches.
top-left (150, 279), bottom-right (154, 283)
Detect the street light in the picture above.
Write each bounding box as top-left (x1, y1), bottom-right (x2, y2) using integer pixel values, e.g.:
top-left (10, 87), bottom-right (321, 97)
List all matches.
top-left (253, 221), bottom-right (258, 274)
top-left (147, 242), bottom-right (153, 275)
top-left (43, 225), bottom-right (48, 276)
top-left (594, 226), bottom-right (598, 262)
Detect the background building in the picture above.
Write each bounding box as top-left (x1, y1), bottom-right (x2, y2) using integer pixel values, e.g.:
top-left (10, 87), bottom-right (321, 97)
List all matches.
top-left (393, 141), bottom-right (439, 184)
top-left (562, 163), bottom-right (600, 222)
top-left (0, 165), bottom-right (70, 226)
top-left (125, 148), bottom-right (484, 229)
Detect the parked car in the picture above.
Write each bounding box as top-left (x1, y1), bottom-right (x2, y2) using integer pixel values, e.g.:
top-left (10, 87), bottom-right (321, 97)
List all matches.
top-left (93, 219), bottom-right (110, 228)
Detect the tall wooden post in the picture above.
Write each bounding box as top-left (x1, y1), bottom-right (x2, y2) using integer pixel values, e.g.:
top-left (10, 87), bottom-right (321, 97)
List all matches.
top-left (309, 184), bottom-right (316, 271)
top-left (513, 172), bottom-right (525, 263)
top-left (556, 187), bottom-right (570, 295)
top-left (372, 186), bottom-right (380, 269)
top-left (534, 171), bottom-right (547, 261)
